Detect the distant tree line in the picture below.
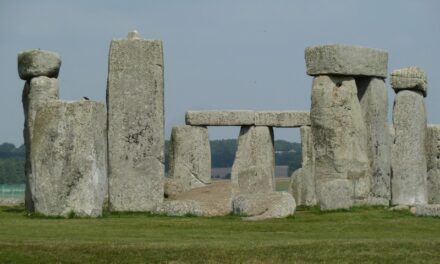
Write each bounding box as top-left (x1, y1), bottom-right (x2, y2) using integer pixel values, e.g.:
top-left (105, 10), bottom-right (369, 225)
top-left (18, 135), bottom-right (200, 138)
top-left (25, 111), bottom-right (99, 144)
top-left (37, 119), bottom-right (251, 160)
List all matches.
top-left (0, 139), bottom-right (301, 184)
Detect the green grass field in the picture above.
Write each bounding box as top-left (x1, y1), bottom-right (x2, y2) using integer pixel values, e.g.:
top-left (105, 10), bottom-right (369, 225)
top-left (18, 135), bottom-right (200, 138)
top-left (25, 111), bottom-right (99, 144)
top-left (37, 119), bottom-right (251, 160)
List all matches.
top-left (0, 206), bottom-right (439, 263)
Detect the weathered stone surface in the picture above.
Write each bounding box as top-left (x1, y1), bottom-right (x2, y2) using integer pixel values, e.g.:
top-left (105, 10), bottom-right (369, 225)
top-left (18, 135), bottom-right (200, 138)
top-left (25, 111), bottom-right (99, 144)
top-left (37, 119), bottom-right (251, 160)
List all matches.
top-left (357, 77), bottom-right (391, 202)
top-left (156, 181), bottom-right (233, 216)
top-left (305, 44), bottom-right (388, 78)
top-left (233, 192), bottom-right (296, 221)
top-left (231, 126), bottom-right (275, 195)
top-left (411, 204), bottom-right (440, 217)
top-left (30, 101), bottom-right (107, 217)
top-left (255, 111), bottom-right (310, 127)
top-left (18, 49), bottom-right (61, 80)
top-left (427, 125), bottom-right (440, 204)
top-left (22, 77), bottom-right (59, 212)
top-left (186, 110), bottom-right (255, 126)
top-left (391, 90), bottom-right (427, 205)
top-left (107, 33), bottom-right (164, 211)
top-left (289, 126), bottom-right (317, 206)
top-left (391, 67), bottom-right (427, 97)
top-left (311, 75), bottom-right (371, 210)
top-left (168, 125), bottom-right (211, 195)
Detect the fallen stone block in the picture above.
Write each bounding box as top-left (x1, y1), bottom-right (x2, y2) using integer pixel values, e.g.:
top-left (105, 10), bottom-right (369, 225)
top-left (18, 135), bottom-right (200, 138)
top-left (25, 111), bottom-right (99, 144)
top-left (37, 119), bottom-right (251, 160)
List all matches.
top-left (18, 49), bottom-right (61, 80)
top-left (411, 204), bottom-right (440, 217)
top-left (30, 101), bottom-right (107, 217)
top-left (185, 110), bottom-right (255, 126)
top-left (391, 67), bottom-right (427, 97)
top-left (254, 111), bottom-right (310, 127)
top-left (305, 44), bottom-right (388, 78)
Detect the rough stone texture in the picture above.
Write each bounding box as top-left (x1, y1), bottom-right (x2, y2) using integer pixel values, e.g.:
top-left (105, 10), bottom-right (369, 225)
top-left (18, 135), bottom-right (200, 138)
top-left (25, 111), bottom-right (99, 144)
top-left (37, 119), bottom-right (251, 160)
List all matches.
top-left (107, 34), bottom-right (164, 211)
top-left (310, 75), bottom-right (371, 210)
top-left (426, 125), bottom-right (440, 204)
top-left (168, 125), bottom-right (211, 195)
top-left (289, 126), bottom-right (317, 206)
top-left (22, 77), bottom-right (59, 212)
top-left (156, 181), bottom-right (233, 216)
top-left (18, 49), bottom-right (61, 80)
top-left (0, 198), bottom-right (23, 206)
top-left (185, 110), bottom-right (255, 126)
top-left (232, 192), bottom-right (296, 221)
top-left (231, 126), bottom-right (275, 195)
top-left (255, 111), bottom-right (310, 127)
top-left (357, 77), bottom-right (391, 202)
top-left (305, 44), bottom-right (388, 78)
top-left (412, 204), bottom-right (440, 217)
top-left (30, 101), bottom-right (107, 217)
top-left (391, 90), bottom-right (427, 205)
top-left (391, 67), bottom-right (427, 97)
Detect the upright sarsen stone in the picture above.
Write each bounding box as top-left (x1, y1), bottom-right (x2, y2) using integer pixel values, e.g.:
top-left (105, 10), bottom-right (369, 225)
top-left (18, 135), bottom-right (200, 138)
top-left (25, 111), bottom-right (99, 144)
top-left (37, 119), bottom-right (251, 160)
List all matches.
top-left (426, 125), bottom-right (440, 204)
top-left (107, 31), bottom-right (164, 211)
top-left (168, 125), bottom-right (211, 196)
top-left (30, 101), bottom-right (107, 217)
top-left (22, 77), bottom-right (59, 211)
top-left (231, 126), bottom-right (275, 195)
top-left (311, 75), bottom-right (370, 210)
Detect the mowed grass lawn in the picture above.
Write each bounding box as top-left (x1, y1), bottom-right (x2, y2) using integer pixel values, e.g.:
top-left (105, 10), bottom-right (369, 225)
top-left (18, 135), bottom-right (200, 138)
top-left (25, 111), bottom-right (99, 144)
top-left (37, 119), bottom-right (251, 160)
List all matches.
top-left (0, 206), bottom-right (440, 263)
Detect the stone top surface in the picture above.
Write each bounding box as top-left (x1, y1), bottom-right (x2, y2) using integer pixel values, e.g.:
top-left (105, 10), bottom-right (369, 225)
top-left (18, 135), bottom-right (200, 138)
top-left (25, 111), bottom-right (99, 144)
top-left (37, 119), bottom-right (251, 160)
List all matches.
top-left (18, 49), bottom-right (61, 81)
top-left (305, 44), bottom-right (388, 78)
top-left (185, 110), bottom-right (310, 127)
top-left (391, 67), bottom-right (427, 97)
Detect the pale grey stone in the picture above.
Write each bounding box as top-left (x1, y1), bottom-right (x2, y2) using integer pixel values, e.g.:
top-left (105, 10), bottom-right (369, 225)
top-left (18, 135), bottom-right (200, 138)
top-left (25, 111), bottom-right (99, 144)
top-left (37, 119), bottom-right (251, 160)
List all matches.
top-left (357, 77), bottom-right (391, 202)
top-left (127, 30), bottom-right (140, 40)
top-left (185, 110), bottom-right (255, 126)
top-left (391, 67), bottom-right (427, 97)
top-left (107, 34), bottom-right (164, 211)
top-left (30, 101), bottom-right (107, 217)
top-left (305, 44), bottom-right (388, 77)
top-left (426, 125), bottom-right (440, 203)
top-left (389, 205), bottom-right (410, 211)
top-left (168, 125), bottom-right (211, 195)
top-left (412, 204), bottom-right (440, 217)
top-left (254, 111), bottom-right (310, 127)
top-left (311, 75), bottom-right (371, 210)
top-left (157, 181), bottom-right (233, 217)
top-left (231, 126), bottom-right (275, 195)
top-left (18, 49), bottom-right (61, 80)
top-left (22, 77), bottom-right (59, 212)
top-left (289, 126), bottom-right (317, 206)
top-left (391, 90), bottom-right (427, 205)
top-left (232, 192), bottom-right (296, 220)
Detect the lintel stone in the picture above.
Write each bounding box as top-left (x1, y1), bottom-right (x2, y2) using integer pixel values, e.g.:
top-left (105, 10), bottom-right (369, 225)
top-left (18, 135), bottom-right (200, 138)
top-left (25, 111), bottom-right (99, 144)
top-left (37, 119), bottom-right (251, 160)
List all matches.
top-left (391, 67), bottom-right (427, 97)
top-left (305, 44), bottom-right (388, 78)
top-left (255, 111), bottom-right (310, 127)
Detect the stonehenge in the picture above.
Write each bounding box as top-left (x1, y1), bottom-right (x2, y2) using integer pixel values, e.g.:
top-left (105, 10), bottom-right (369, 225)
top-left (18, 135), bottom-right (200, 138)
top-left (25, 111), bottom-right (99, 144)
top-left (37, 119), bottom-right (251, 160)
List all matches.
top-left (16, 32), bottom-right (440, 219)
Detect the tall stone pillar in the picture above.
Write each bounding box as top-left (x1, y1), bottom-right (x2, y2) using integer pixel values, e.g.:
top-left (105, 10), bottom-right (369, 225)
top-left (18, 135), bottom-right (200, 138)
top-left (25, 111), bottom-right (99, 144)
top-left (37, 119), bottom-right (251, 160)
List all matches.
top-left (427, 125), bottom-right (440, 204)
top-left (166, 125), bottom-right (211, 197)
top-left (18, 49), bottom-right (61, 212)
top-left (357, 77), bottom-right (391, 203)
top-left (305, 44), bottom-right (388, 210)
top-left (107, 31), bottom-right (164, 211)
top-left (391, 67), bottom-right (428, 205)
top-left (231, 126), bottom-right (275, 195)
top-left (30, 101), bottom-right (107, 217)
top-left (289, 126), bottom-right (316, 206)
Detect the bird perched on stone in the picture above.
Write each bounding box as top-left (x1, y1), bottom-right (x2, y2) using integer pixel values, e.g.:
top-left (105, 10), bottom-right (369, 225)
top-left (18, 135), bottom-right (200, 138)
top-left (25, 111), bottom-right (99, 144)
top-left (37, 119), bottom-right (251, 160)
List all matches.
top-left (83, 96), bottom-right (90, 100)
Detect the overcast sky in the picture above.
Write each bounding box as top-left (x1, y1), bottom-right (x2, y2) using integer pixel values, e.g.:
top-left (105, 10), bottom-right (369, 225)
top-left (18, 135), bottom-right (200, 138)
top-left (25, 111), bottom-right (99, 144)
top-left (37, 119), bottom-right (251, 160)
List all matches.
top-left (1, 0), bottom-right (439, 146)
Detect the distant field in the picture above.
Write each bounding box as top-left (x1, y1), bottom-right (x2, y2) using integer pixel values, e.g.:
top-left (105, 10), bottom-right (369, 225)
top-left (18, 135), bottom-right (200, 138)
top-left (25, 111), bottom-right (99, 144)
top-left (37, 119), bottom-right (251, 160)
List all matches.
top-left (0, 206), bottom-right (439, 263)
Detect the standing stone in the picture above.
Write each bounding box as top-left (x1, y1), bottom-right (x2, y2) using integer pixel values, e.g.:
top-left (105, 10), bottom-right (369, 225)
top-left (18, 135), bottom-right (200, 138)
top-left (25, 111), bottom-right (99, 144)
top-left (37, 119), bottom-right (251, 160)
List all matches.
top-left (30, 101), bottom-right (107, 217)
top-left (167, 125), bottom-right (211, 196)
top-left (22, 77), bottom-right (59, 211)
top-left (426, 125), bottom-right (440, 204)
top-left (391, 90), bottom-right (427, 205)
top-left (311, 75), bottom-right (370, 210)
top-left (357, 77), bottom-right (391, 202)
top-left (231, 126), bottom-right (275, 195)
top-left (289, 126), bottom-right (316, 206)
top-left (107, 31), bottom-right (164, 211)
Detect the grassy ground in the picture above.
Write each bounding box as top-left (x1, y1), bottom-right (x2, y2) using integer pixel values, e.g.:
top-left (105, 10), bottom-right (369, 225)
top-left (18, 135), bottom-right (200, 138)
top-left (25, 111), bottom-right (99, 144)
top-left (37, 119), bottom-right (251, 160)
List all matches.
top-left (0, 206), bottom-right (439, 263)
